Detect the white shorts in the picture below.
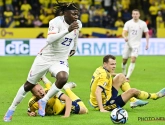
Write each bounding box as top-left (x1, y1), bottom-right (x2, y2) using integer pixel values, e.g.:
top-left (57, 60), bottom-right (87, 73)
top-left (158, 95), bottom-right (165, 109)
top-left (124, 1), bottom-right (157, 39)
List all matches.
top-left (27, 55), bottom-right (69, 84)
top-left (122, 43), bottom-right (140, 59)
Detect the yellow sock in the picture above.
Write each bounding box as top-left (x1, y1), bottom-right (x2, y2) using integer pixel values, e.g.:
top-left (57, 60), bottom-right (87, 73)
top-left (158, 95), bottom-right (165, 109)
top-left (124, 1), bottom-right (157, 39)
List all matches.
top-left (129, 97), bottom-right (137, 102)
top-left (137, 91), bottom-right (149, 99)
top-left (150, 93), bottom-right (158, 100)
top-left (121, 82), bottom-right (137, 102)
top-left (65, 88), bottom-right (88, 113)
top-left (121, 82), bottom-right (131, 91)
top-left (137, 91), bottom-right (157, 100)
top-left (65, 88), bottom-right (78, 101)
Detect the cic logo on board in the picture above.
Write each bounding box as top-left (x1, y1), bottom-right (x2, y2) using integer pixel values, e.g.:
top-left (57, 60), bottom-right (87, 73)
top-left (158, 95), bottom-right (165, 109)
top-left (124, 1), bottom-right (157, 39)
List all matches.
top-left (5, 40), bottom-right (30, 55)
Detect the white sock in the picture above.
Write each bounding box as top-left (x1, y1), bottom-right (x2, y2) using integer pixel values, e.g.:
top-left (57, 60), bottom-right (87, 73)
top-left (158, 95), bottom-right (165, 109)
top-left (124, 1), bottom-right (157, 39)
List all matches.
top-left (126, 63), bottom-right (135, 79)
top-left (9, 85), bottom-right (27, 111)
top-left (42, 83), bottom-right (60, 102)
top-left (122, 63), bottom-right (127, 75)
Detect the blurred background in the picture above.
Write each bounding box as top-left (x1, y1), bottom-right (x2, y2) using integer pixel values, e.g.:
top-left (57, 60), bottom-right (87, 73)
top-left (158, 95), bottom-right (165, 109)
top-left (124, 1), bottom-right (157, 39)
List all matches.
top-left (0, 0), bottom-right (165, 38)
top-left (0, 0), bottom-right (165, 56)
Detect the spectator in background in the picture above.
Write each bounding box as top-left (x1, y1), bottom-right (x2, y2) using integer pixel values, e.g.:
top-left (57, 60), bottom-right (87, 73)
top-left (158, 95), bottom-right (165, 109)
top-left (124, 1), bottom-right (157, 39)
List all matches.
top-left (39, 0), bottom-right (50, 9)
top-left (105, 31), bottom-right (111, 38)
top-left (46, 4), bottom-right (54, 19)
top-left (39, 11), bottom-right (49, 27)
top-left (25, 11), bottom-right (34, 27)
top-left (110, 30), bottom-right (117, 38)
top-left (149, 2), bottom-right (159, 29)
top-left (12, 0), bottom-right (19, 9)
top-left (93, 12), bottom-right (101, 27)
top-left (102, 0), bottom-right (114, 13)
top-left (4, 6), bottom-right (13, 27)
top-left (160, 0), bottom-right (165, 10)
top-left (102, 12), bottom-right (115, 28)
top-left (95, 5), bottom-right (105, 17)
top-left (19, 13), bottom-right (27, 27)
top-left (36, 32), bottom-right (45, 38)
top-left (80, 9), bottom-right (89, 27)
top-left (0, 13), bottom-right (5, 27)
top-left (20, 0), bottom-right (32, 17)
top-left (0, 0), bottom-right (4, 14)
top-left (122, 9), bottom-right (131, 23)
top-left (33, 15), bottom-right (42, 27)
top-left (13, 6), bottom-right (20, 15)
top-left (89, 5), bottom-right (96, 27)
top-left (156, 11), bottom-right (164, 28)
top-left (13, 11), bottom-right (20, 27)
top-left (121, 0), bottom-right (130, 10)
top-left (141, 0), bottom-right (150, 16)
top-left (5, 17), bottom-right (13, 27)
top-left (117, 6), bottom-right (123, 19)
top-left (79, 31), bottom-right (85, 38)
top-left (28, 0), bottom-right (40, 16)
top-left (5, 0), bottom-right (13, 11)
top-left (161, 8), bottom-right (165, 22)
top-left (114, 17), bottom-right (124, 28)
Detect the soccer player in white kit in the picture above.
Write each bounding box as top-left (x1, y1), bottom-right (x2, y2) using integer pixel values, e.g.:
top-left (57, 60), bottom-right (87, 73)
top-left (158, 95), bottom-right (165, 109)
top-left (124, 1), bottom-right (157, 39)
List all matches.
top-left (4, 2), bottom-right (82, 121)
top-left (122, 9), bottom-right (149, 81)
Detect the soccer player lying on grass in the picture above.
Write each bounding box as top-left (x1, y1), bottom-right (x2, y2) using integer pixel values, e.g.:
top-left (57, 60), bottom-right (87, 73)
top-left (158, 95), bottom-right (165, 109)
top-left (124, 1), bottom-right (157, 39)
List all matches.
top-left (89, 54), bottom-right (165, 112)
top-left (27, 82), bottom-right (88, 117)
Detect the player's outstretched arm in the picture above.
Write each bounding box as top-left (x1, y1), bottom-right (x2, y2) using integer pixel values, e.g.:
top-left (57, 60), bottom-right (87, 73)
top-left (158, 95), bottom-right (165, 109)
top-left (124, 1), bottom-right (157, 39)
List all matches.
top-left (59, 94), bottom-right (72, 118)
top-left (95, 86), bottom-right (109, 112)
top-left (145, 32), bottom-right (149, 50)
top-left (27, 105), bottom-right (38, 117)
top-left (122, 30), bottom-right (128, 42)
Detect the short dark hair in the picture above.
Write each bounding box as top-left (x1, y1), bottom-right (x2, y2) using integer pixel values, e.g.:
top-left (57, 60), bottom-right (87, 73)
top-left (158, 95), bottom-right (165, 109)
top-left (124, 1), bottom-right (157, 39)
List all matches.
top-left (132, 9), bottom-right (140, 12)
top-left (54, 0), bottom-right (79, 15)
top-left (103, 55), bottom-right (116, 63)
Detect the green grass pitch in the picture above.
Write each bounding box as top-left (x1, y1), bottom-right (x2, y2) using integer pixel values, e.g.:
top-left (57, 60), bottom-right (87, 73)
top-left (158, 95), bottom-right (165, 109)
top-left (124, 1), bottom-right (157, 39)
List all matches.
top-left (0, 56), bottom-right (165, 125)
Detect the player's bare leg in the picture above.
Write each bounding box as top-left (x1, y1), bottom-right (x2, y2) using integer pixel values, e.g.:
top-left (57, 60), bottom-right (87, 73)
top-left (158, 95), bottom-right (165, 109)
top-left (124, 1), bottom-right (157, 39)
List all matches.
top-left (122, 58), bottom-right (128, 76)
top-left (4, 81), bottom-right (35, 122)
top-left (126, 56), bottom-right (136, 80)
top-left (113, 73), bottom-right (126, 91)
top-left (38, 71), bottom-right (68, 116)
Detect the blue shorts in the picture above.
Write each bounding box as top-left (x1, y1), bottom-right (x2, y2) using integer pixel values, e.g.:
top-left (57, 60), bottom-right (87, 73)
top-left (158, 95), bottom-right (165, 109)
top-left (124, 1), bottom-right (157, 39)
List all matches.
top-left (104, 86), bottom-right (125, 111)
top-left (71, 99), bottom-right (81, 114)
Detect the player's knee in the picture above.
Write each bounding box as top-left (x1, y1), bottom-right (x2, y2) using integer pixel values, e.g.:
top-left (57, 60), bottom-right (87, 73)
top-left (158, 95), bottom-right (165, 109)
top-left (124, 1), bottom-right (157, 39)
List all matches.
top-left (131, 57), bottom-right (136, 63)
top-left (127, 88), bottom-right (139, 96)
top-left (57, 76), bottom-right (68, 85)
top-left (79, 107), bottom-right (88, 114)
top-left (56, 72), bottom-right (68, 83)
top-left (116, 73), bottom-right (126, 82)
top-left (24, 81), bottom-right (35, 92)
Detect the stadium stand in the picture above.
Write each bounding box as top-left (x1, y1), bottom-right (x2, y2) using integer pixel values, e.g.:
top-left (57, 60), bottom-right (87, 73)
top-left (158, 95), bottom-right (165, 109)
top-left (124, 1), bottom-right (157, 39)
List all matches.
top-left (0, 0), bottom-right (165, 38)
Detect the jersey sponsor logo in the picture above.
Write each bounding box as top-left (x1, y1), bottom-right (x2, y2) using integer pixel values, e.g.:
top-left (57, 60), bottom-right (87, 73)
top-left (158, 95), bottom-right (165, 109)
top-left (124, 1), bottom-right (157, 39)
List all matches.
top-left (30, 70), bottom-right (33, 77)
top-left (5, 40), bottom-right (30, 55)
top-left (110, 100), bottom-right (115, 104)
top-left (103, 82), bottom-right (107, 87)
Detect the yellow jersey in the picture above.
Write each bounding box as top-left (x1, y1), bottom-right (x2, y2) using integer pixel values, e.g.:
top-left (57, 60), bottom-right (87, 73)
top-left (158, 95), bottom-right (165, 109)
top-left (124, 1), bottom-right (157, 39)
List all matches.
top-left (89, 66), bottom-right (113, 107)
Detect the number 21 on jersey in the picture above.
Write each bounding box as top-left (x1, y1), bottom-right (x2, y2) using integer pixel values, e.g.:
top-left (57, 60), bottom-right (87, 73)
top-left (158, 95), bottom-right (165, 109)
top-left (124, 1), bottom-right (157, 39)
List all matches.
top-left (131, 30), bottom-right (137, 35)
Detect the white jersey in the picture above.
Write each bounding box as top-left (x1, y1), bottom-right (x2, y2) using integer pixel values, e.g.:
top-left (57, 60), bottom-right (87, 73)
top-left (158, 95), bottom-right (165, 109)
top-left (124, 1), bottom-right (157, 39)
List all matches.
top-left (123, 19), bottom-right (148, 47)
top-left (41, 16), bottom-right (82, 61)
